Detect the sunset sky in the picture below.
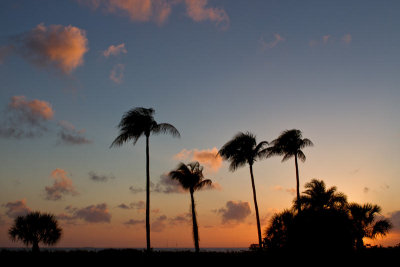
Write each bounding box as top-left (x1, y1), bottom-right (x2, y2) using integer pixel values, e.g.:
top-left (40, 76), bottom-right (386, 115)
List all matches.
top-left (0, 0), bottom-right (399, 248)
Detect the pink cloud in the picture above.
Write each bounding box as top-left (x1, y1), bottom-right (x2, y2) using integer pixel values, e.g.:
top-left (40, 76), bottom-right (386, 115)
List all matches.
top-left (16, 23), bottom-right (88, 73)
top-left (184, 0), bottom-right (229, 29)
top-left (10, 96), bottom-right (54, 121)
top-left (3, 199), bottom-right (31, 218)
top-left (260, 33), bottom-right (285, 50)
top-left (174, 147), bottom-right (223, 172)
top-left (103, 43), bottom-right (127, 57)
top-left (342, 33), bottom-right (352, 44)
top-left (45, 169), bottom-right (79, 200)
top-left (322, 35), bottom-right (331, 44)
top-left (79, 0), bottom-right (172, 25)
top-left (77, 0), bottom-right (229, 28)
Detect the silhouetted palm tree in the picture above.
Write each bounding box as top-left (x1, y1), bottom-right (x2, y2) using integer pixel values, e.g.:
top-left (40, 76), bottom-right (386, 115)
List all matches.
top-left (9, 211), bottom-right (62, 253)
top-left (111, 107), bottom-right (180, 252)
top-left (348, 203), bottom-right (392, 249)
top-left (169, 161), bottom-right (212, 253)
top-left (218, 132), bottom-right (268, 248)
top-left (296, 179), bottom-right (347, 212)
top-left (267, 129), bottom-right (313, 213)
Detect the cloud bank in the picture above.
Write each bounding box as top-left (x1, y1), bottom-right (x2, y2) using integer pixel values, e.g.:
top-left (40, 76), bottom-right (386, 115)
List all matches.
top-left (103, 43), bottom-right (127, 57)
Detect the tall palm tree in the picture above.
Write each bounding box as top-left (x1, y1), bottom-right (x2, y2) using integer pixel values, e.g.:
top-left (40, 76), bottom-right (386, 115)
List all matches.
top-left (296, 179), bottom-right (347, 212)
top-left (110, 107), bottom-right (180, 252)
top-left (9, 211), bottom-right (62, 253)
top-left (348, 203), bottom-right (392, 249)
top-left (169, 161), bottom-right (212, 253)
top-left (218, 132), bottom-right (268, 248)
top-left (267, 129), bottom-right (313, 213)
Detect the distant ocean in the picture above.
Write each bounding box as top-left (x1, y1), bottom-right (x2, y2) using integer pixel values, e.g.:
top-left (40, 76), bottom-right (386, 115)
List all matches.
top-left (1, 247), bottom-right (249, 252)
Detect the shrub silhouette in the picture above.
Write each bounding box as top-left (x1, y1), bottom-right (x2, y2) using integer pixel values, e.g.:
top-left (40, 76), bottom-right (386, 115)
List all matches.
top-left (263, 179), bottom-right (392, 251)
top-left (9, 211), bottom-right (62, 252)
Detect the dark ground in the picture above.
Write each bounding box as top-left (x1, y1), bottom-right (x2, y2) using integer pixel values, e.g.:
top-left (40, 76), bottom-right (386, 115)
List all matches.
top-left (1, 247), bottom-right (399, 266)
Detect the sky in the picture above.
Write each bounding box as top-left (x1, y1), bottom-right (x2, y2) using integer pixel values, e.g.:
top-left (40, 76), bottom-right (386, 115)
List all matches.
top-left (0, 0), bottom-right (399, 248)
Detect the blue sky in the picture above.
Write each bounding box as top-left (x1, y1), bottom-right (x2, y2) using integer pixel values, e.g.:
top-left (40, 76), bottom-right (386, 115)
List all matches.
top-left (0, 0), bottom-right (399, 247)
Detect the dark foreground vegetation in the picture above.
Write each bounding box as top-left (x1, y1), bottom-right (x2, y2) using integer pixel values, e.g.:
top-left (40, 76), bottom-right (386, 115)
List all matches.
top-left (1, 247), bottom-right (399, 266)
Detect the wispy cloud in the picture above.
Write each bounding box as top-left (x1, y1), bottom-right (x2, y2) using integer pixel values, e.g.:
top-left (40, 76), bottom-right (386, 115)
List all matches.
top-left (88, 171), bottom-right (115, 182)
top-left (117, 201), bottom-right (145, 212)
top-left (260, 33), bottom-right (285, 51)
top-left (342, 33), bottom-right (352, 44)
top-left (57, 120), bottom-right (92, 145)
top-left (13, 23), bottom-right (88, 74)
top-left (174, 147), bottom-right (223, 172)
top-left (124, 218), bottom-right (145, 226)
top-left (103, 43), bottom-right (127, 57)
top-left (0, 96), bottom-right (54, 139)
top-left (151, 215), bottom-right (168, 232)
top-left (110, 63), bottom-right (125, 84)
top-left (3, 199), bottom-right (31, 218)
top-left (184, 0), bottom-right (229, 29)
top-left (272, 185), bottom-right (296, 196)
top-left (45, 168), bottom-right (79, 200)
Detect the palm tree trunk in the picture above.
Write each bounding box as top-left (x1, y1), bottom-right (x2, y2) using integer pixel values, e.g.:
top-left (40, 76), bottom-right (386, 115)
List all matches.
top-left (145, 135), bottom-right (151, 252)
top-left (295, 155), bottom-right (301, 213)
top-left (32, 240), bottom-right (39, 253)
top-left (190, 189), bottom-right (200, 253)
top-left (249, 164), bottom-right (262, 249)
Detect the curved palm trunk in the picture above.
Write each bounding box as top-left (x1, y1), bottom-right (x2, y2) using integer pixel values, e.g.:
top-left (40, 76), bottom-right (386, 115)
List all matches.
top-left (145, 135), bottom-right (151, 252)
top-left (294, 155), bottom-right (301, 213)
top-left (249, 164), bottom-right (262, 249)
top-left (190, 189), bottom-right (200, 253)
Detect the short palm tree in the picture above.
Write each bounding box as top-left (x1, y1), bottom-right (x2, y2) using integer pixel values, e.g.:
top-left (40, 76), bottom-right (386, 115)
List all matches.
top-left (111, 107), bottom-right (180, 252)
top-left (218, 132), bottom-right (268, 248)
top-left (296, 179), bottom-right (347, 212)
top-left (9, 211), bottom-right (62, 252)
top-left (267, 129), bottom-right (313, 213)
top-left (348, 203), bottom-right (392, 249)
top-left (169, 161), bottom-right (212, 253)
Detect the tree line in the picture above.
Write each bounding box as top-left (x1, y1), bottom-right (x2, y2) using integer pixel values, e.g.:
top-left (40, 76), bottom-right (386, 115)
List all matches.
top-left (8, 107), bottom-right (392, 252)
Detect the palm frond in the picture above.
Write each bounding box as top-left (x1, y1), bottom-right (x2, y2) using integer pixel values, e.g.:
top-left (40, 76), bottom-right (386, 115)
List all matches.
top-left (152, 123), bottom-right (181, 138)
top-left (372, 220), bottom-right (392, 237)
top-left (195, 179), bottom-right (212, 191)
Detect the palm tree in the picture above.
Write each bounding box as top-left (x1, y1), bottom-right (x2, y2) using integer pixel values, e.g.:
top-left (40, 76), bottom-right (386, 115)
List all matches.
top-left (169, 161), bottom-right (212, 253)
top-left (110, 107), bottom-right (180, 252)
top-left (348, 203), bottom-right (392, 249)
top-left (296, 179), bottom-right (347, 212)
top-left (267, 129), bottom-right (313, 213)
top-left (218, 132), bottom-right (268, 248)
top-left (9, 211), bottom-right (62, 253)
